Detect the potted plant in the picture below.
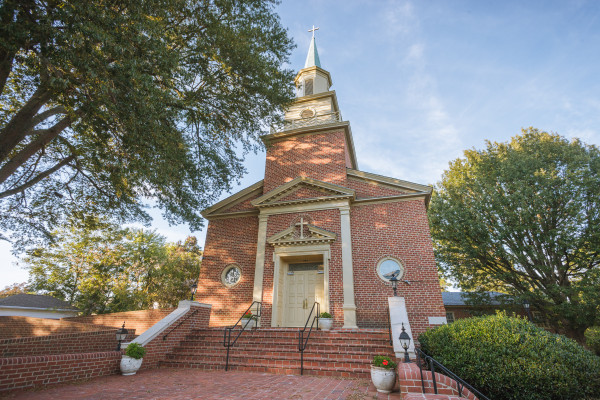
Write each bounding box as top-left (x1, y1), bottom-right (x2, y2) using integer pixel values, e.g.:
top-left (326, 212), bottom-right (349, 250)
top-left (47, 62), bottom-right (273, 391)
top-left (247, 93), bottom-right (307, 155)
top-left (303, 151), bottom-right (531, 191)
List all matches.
top-left (318, 312), bottom-right (333, 331)
top-left (120, 342), bottom-right (147, 376)
top-left (371, 355), bottom-right (397, 393)
top-left (240, 311), bottom-right (256, 330)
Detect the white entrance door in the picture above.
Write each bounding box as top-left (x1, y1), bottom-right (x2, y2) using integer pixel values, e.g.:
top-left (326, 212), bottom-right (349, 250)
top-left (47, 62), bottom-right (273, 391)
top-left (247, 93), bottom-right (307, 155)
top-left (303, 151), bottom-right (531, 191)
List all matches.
top-left (284, 263), bottom-right (324, 327)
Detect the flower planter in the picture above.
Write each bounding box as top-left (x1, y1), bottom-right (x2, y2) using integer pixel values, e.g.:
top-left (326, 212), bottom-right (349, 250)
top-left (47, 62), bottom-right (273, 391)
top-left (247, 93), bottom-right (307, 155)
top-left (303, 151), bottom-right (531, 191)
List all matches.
top-left (120, 355), bottom-right (143, 376)
top-left (370, 365), bottom-right (396, 393)
top-left (241, 318), bottom-right (256, 330)
top-left (318, 318), bottom-right (333, 331)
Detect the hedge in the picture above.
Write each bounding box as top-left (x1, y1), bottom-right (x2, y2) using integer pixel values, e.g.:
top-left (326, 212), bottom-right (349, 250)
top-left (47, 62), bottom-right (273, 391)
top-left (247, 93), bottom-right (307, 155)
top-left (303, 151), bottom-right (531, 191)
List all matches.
top-left (419, 312), bottom-right (600, 400)
top-left (585, 326), bottom-right (600, 356)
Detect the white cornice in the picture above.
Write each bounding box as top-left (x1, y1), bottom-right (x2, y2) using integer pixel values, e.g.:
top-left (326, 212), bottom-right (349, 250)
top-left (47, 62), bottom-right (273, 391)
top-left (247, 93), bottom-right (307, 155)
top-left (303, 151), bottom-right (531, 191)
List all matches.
top-left (201, 180), bottom-right (263, 218)
top-left (347, 169), bottom-right (431, 193)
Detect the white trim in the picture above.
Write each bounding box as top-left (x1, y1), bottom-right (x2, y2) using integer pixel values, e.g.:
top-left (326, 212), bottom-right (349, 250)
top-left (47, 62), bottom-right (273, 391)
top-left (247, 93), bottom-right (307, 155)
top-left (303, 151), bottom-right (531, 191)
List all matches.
top-left (258, 199), bottom-right (350, 216)
top-left (428, 316), bottom-right (448, 325)
top-left (339, 206), bottom-right (358, 329)
top-left (376, 256), bottom-right (405, 283)
top-left (252, 215), bottom-right (269, 309)
top-left (130, 301), bottom-right (211, 346)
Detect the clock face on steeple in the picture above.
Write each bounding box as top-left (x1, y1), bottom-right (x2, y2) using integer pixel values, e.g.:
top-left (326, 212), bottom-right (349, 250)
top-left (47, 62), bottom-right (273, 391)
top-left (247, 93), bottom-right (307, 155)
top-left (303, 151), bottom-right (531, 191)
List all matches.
top-left (300, 108), bottom-right (315, 119)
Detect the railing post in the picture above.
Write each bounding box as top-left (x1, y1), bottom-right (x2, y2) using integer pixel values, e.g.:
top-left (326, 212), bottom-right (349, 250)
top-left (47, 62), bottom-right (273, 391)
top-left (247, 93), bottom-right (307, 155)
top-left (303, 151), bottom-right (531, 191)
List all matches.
top-left (429, 358), bottom-right (438, 394)
top-left (416, 349), bottom-right (426, 394)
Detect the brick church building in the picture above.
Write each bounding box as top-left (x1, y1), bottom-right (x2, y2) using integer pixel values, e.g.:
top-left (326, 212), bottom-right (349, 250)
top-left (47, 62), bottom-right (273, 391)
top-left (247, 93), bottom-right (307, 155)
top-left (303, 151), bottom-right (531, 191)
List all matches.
top-left (195, 32), bottom-right (446, 340)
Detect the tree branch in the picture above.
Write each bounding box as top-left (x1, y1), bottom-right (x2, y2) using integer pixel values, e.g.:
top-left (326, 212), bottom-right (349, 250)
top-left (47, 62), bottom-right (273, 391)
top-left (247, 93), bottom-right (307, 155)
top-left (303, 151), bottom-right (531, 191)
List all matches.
top-left (0, 155), bottom-right (75, 199)
top-left (0, 115), bottom-right (72, 184)
top-left (29, 106), bottom-right (67, 130)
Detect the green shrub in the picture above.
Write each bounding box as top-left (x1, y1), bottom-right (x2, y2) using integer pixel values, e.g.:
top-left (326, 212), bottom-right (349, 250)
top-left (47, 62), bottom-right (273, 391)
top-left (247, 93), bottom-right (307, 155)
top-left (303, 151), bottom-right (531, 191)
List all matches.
top-left (125, 342), bottom-right (146, 360)
top-left (319, 312), bottom-right (332, 318)
top-left (586, 326), bottom-right (600, 356)
top-left (419, 312), bottom-right (600, 400)
top-left (372, 355), bottom-right (397, 370)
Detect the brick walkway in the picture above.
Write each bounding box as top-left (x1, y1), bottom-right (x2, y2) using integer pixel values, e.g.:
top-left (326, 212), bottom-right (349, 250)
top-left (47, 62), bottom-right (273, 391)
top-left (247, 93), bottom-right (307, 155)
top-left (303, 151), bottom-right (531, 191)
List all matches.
top-left (3, 369), bottom-right (403, 400)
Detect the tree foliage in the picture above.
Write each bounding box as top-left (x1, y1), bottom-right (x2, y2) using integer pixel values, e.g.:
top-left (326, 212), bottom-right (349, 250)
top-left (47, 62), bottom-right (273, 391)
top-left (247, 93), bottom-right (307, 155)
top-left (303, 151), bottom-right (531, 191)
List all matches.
top-left (429, 128), bottom-right (600, 340)
top-left (25, 219), bottom-right (201, 314)
top-left (0, 0), bottom-right (295, 249)
top-left (0, 281), bottom-right (29, 298)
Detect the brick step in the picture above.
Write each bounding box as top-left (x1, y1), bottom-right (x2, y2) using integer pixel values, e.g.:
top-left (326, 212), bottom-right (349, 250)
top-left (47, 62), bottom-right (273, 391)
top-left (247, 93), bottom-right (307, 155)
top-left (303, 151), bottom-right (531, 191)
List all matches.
top-left (173, 344), bottom-right (393, 356)
top-left (183, 335), bottom-right (392, 347)
top-left (159, 358), bottom-right (372, 379)
top-left (168, 348), bottom-right (385, 363)
top-left (190, 329), bottom-right (390, 340)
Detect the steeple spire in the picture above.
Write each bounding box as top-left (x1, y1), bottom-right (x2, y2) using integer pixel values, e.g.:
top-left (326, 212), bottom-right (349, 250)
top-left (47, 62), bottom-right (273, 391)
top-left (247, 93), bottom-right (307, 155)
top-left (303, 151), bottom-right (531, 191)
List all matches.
top-left (304, 25), bottom-right (321, 68)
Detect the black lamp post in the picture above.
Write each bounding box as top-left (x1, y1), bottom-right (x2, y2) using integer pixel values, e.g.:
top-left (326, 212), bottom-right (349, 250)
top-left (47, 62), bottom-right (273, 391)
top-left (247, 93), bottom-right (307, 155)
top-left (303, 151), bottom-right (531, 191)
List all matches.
top-left (189, 280), bottom-right (198, 301)
top-left (523, 299), bottom-right (533, 322)
top-left (115, 322), bottom-right (128, 351)
top-left (389, 275), bottom-right (398, 297)
top-left (399, 322), bottom-right (412, 363)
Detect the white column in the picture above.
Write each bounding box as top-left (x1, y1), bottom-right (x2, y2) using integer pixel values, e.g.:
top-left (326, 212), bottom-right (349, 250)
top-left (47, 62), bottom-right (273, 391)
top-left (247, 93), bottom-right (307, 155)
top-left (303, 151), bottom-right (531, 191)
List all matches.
top-left (339, 206), bottom-right (358, 329)
top-left (252, 214), bottom-right (269, 305)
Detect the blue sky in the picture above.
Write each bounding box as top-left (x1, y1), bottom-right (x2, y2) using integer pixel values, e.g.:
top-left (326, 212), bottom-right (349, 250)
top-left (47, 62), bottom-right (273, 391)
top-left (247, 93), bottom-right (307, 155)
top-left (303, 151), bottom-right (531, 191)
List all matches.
top-left (2, 0), bottom-right (600, 289)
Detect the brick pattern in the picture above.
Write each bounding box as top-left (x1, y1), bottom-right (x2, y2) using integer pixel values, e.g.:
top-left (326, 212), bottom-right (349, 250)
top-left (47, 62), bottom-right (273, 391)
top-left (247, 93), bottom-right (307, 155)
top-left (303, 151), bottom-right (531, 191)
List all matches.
top-left (0, 352), bottom-right (122, 393)
top-left (274, 185), bottom-right (330, 202)
top-left (398, 362), bottom-right (477, 399)
top-left (138, 305), bottom-right (211, 370)
top-left (195, 216), bottom-right (258, 327)
top-left (161, 327), bottom-right (395, 378)
top-left (350, 200), bottom-right (447, 337)
top-left (0, 316), bottom-right (111, 339)
top-left (264, 130), bottom-right (349, 192)
top-left (0, 329), bottom-right (136, 358)
top-left (222, 191), bottom-right (262, 213)
top-left (346, 176), bottom-right (408, 198)
top-left (64, 308), bottom-right (174, 334)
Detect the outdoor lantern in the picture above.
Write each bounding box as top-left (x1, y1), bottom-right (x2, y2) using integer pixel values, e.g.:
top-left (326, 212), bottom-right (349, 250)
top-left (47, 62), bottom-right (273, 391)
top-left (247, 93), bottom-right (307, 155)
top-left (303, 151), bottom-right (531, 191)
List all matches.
top-left (523, 299), bottom-right (533, 322)
top-left (189, 280), bottom-right (199, 301)
top-left (389, 275), bottom-right (398, 297)
top-left (399, 322), bottom-right (411, 363)
top-left (116, 322), bottom-right (128, 351)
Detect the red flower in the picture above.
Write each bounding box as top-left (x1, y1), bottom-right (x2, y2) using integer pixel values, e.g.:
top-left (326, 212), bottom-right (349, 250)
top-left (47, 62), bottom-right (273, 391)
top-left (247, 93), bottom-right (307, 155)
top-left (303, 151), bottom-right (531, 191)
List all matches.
top-left (383, 360), bottom-right (388, 366)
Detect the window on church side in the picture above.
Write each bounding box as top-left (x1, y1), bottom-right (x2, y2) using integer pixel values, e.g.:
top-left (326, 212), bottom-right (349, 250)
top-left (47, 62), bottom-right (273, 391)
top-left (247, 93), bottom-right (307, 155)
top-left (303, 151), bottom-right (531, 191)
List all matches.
top-left (221, 264), bottom-right (241, 287)
top-left (304, 78), bottom-right (313, 95)
top-left (376, 257), bottom-right (404, 283)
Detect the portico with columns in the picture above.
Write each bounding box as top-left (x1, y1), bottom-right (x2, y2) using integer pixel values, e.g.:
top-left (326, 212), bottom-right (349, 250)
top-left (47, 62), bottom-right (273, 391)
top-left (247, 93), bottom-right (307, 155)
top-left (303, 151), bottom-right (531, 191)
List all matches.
top-left (196, 29), bottom-right (447, 341)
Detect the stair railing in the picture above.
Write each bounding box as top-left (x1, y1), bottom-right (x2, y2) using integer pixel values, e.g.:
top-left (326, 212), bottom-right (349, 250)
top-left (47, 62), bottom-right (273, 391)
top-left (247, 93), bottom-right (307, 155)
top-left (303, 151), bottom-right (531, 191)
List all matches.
top-left (386, 305), bottom-right (393, 346)
top-left (415, 347), bottom-right (490, 400)
top-left (223, 301), bottom-right (262, 371)
top-left (298, 302), bottom-right (320, 375)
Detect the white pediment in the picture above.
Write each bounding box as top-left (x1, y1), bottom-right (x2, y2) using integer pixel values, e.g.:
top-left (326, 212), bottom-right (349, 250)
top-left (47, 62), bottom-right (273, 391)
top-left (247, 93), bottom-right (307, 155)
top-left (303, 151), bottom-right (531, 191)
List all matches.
top-left (267, 224), bottom-right (337, 247)
top-left (251, 177), bottom-right (354, 208)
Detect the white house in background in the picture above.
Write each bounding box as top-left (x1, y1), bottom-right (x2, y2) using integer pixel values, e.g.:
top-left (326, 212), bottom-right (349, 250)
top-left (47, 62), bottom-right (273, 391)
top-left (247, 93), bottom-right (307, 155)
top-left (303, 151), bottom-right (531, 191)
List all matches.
top-left (0, 294), bottom-right (79, 319)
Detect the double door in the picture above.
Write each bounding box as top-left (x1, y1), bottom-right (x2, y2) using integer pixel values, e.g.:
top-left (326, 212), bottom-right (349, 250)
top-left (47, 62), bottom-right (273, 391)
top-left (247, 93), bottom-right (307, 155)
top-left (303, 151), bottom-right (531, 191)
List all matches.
top-left (284, 263), bottom-right (324, 327)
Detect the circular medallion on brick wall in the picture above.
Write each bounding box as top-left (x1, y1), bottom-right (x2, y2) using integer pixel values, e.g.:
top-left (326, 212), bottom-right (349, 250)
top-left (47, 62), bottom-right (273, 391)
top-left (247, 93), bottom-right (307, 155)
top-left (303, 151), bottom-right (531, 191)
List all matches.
top-left (221, 264), bottom-right (242, 287)
top-left (376, 257), bottom-right (404, 282)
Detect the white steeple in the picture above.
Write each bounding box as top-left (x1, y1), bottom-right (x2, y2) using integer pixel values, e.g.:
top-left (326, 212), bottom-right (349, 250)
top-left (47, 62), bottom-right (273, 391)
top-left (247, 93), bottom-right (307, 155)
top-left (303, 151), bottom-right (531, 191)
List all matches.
top-left (295, 26), bottom-right (331, 97)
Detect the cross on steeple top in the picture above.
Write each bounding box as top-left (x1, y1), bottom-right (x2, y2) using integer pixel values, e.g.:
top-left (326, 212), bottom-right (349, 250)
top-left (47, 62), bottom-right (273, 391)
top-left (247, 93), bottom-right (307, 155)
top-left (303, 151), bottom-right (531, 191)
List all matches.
top-left (308, 25), bottom-right (319, 38)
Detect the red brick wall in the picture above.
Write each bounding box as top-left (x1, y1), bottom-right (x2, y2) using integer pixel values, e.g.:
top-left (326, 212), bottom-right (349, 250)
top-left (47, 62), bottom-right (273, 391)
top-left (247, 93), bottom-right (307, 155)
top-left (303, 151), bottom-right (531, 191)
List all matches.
top-left (275, 185), bottom-right (329, 202)
top-left (346, 177), bottom-right (407, 199)
top-left (0, 329), bottom-right (136, 358)
top-left (0, 352), bottom-right (122, 393)
top-left (195, 216), bottom-right (258, 326)
top-left (264, 130), bottom-right (349, 192)
top-left (0, 316), bottom-right (111, 339)
top-left (223, 191), bottom-right (262, 213)
top-left (64, 308), bottom-right (174, 334)
top-left (350, 200), bottom-right (446, 337)
top-left (398, 362), bottom-right (478, 399)
top-left (138, 305), bottom-right (211, 370)
top-left (262, 209), bottom-right (344, 327)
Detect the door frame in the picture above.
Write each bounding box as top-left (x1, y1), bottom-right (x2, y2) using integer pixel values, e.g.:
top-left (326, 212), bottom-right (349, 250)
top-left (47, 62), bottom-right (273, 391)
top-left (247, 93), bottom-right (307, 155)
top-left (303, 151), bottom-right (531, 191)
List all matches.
top-left (271, 244), bottom-right (331, 327)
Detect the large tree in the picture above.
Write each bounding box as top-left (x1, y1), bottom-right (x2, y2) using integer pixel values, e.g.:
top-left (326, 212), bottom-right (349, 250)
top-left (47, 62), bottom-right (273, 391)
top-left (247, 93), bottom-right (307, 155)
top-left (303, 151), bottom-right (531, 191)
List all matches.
top-left (0, 0), bottom-right (294, 249)
top-left (429, 128), bottom-right (600, 340)
top-left (26, 219), bottom-right (202, 314)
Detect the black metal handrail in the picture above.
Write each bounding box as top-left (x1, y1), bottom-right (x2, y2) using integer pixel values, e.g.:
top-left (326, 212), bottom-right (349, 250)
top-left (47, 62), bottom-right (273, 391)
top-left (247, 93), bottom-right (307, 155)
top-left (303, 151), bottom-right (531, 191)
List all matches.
top-left (386, 305), bottom-right (393, 346)
top-left (415, 347), bottom-right (490, 400)
top-left (223, 301), bottom-right (262, 371)
top-left (298, 302), bottom-right (320, 375)
top-left (162, 309), bottom-right (200, 340)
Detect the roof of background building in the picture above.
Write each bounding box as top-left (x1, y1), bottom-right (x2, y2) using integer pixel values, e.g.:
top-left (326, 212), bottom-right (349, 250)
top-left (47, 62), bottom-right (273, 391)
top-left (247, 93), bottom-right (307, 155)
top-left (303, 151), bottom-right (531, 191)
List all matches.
top-left (0, 294), bottom-right (79, 311)
top-left (442, 291), bottom-right (509, 306)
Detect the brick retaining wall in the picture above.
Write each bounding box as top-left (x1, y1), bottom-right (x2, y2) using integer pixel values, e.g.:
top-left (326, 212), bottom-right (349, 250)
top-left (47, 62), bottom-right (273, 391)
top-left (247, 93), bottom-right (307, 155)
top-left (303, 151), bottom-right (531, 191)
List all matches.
top-left (0, 351), bottom-right (122, 392)
top-left (398, 362), bottom-right (477, 400)
top-left (64, 308), bottom-right (174, 334)
top-left (0, 329), bottom-right (136, 358)
top-left (0, 316), bottom-right (111, 339)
